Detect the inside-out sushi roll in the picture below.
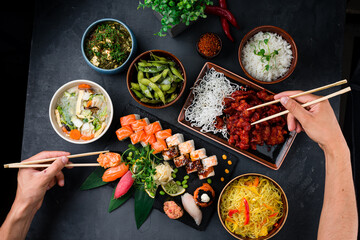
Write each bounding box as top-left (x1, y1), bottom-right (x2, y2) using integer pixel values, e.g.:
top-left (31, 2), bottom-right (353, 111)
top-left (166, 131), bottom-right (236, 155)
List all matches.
top-left (130, 130), bottom-right (146, 144)
top-left (140, 134), bottom-right (157, 147)
top-left (115, 125), bottom-right (134, 141)
top-left (165, 133), bottom-right (184, 147)
top-left (155, 129), bottom-right (172, 140)
top-left (201, 155), bottom-right (218, 169)
top-left (190, 148), bottom-right (207, 161)
top-left (178, 140), bottom-right (195, 155)
top-left (131, 118), bottom-right (150, 132)
top-left (151, 139), bottom-right (167, 154)
top-left (173, 153), bottom-right (190, 168)
top-left (186, 159), bottom-right (202, 174)
top-left (198, 166), bottom-right (215, 180)
top-left (162, 146), bottom-right (180, 161)
top-left (120, 114), bottom-right (140, 127)
top-left (144, 121), bottom-right (162, 135)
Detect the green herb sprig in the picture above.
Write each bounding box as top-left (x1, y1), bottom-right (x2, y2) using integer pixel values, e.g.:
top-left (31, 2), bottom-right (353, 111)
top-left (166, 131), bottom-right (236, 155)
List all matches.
top-left (253, 38), bottom-right (280, 72)
top-left (122, 144), bottom-right (161, 194)
top-left (138, 0), bottom-right (213, 36)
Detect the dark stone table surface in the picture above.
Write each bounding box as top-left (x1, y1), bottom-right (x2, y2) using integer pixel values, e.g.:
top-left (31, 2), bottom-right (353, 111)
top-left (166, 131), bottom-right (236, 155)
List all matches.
top-left (22, 0), bottom-right (346, 239)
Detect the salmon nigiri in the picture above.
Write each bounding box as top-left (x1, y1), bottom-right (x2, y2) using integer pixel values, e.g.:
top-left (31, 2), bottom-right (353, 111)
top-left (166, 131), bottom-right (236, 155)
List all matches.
top-left (155, 129), bottom-right (172, 140)
top-left (131, 118), bottom-right (150, 132)
top-left (144, 121), bottom-right (162, 135)
top-left (97, 152), bottom-right (122, 168)
top-left (116, 125), bottom-right (134, 141)
top-left (151, 139), bottom-right (167, 154)
top-left (102, 162), bottom-right (129, 182)
top-left (120, 114), bottom-right (140, 127)
top-left (130, 130), bottom-right (146, 145)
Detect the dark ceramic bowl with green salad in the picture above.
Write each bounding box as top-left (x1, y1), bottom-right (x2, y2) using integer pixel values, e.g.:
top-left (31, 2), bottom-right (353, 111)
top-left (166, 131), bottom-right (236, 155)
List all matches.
top-left (126, 50), bottom-right (186, 109)
top-left (81, 18), bottom-right (137, 74)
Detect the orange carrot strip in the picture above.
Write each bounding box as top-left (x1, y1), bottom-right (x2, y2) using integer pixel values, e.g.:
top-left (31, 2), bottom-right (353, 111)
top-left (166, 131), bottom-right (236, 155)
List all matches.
top-left (69, 129), bottom-right (81, 140)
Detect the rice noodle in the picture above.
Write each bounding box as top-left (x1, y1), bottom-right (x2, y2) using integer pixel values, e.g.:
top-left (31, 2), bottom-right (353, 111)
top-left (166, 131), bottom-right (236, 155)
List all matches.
top-left (185, 68), bottom-right (239, 138)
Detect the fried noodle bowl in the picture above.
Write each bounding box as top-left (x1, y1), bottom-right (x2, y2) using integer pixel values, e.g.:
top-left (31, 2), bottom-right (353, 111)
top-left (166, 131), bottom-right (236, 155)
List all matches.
top-left (220, 176), bottom-right (283, 238)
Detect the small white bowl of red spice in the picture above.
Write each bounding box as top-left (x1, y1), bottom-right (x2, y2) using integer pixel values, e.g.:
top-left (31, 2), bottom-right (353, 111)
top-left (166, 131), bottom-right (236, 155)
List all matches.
top-left (196, 32), bottom-right (222, 59)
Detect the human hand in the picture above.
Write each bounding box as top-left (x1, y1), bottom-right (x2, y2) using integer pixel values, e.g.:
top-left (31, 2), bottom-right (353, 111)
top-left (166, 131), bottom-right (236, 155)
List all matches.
top-left (274, 91), bottom-right (346, 151)
top-left (15, 151), bottom-right (71, 211)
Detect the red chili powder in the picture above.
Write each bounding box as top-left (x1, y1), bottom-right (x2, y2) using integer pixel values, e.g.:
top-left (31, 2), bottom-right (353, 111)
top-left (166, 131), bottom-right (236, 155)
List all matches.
top-left (197, 33), bottom-right (221, 57)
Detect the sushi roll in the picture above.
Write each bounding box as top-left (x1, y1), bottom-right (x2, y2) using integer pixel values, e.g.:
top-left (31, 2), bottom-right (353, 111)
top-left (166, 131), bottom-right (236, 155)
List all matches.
top-left (190, 148), bottom-right (207, 161)
top-left (144, 121), bottom-right (162, 135)
top-left (162, 146), bottom-right (180, 161)
top-left (181, 193), bottom-right (202, 226)
top-left (173, 153), bottom-right (190, 168)
top-left (198, 166), bottom-right (215, 180)
top-left (140, 134), bottom-right (157, 147)
top-left (201, 155), bottom-right (218, 169)
top-left (186, 159), bottom-right (202, 174)
top-left (155, 129), bottom-right (172, 140)
top-left (178, 140), bottom-right (195, 155)
top-left (120, 114), bottom-right (140, 127)
top-left (165, 133), bottom-right (184, 148)
top-left (130, 130), bottom-right (146, 145)
top-left (151, 139), bottom-right (167, 154)
top-left (115, 125), bottom-right (134, 141)
top-left (193, 183), bottom-right (215, 208)
top-left (131, 118), bottom-right (150, 132)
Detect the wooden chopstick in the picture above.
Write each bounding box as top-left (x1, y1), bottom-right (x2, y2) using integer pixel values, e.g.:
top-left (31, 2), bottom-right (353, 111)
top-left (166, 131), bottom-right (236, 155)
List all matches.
top-left (250, 86), bottom-right (351, 126)
top-left (4, 163), bottom-right (100, 169)
top-left (247, 79), bottom-right (348, 111)
top-left (3, 150), bottom-right (109, 168)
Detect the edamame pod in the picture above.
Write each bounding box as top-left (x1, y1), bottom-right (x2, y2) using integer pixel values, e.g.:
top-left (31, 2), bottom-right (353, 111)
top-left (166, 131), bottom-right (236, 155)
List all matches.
top-left (140, 98), bottom-right (162, 104)
top-left (131, 82), bottom-right (140, 91)
top-left (170, 66), bottom-right (184, 80)
top-left (139, 79), bottom-right (166, 104)
top-left (132, 89), bottom-right (144, 99)
top-left (160, 84), bottom-right (171, 91)
top-left (139, 81), bottom-right (153, 99)
top-left (149, 73), bottom-right (162, 83)
top-left (166, 93), bottom-right (178, 103)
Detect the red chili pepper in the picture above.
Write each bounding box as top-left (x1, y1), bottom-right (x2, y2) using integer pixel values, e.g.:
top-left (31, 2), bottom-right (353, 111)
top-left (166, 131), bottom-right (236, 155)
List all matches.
top-left (205, 5), bottom-right (240, 29)
top-left (218, 0), bottom-right (234, 42)
top-left (228, 209), bottom-right (239, 217)
top-left (243, 198), bottom-right (250, 225)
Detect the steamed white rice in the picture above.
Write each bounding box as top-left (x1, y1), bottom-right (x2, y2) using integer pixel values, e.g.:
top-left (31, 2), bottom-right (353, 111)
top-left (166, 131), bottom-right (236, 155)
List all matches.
top-left (241, 31), bottom-right (293, 82)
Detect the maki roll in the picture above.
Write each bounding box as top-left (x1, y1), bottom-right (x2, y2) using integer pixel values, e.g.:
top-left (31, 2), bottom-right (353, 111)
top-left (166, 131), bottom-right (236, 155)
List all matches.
top-left (162, 146), bottom-right (180, 161)
top-left (166, 133), bottom-right (184, 147)
top-left (190, 148), bottom-right (207, 161)
top-left (173, 153), bottom-right (190, 168)
top-left (193, 183), bottom-right (215, 207)
top-left (201, 155), bottom-right (218, 169)
top-left (178, 140), bottom-right (195, 155)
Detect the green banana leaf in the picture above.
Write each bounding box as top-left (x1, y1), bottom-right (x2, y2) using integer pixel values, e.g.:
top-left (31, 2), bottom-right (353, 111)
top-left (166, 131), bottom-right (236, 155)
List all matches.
top-left (134, 186), bottom-right (155, 229)
top-left (80, 167), bottom-right (108, 190)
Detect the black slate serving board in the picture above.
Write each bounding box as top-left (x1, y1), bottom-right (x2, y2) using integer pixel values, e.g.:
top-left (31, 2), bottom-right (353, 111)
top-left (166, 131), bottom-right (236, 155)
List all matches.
top-left (104, 104), bottom-right (239, 230)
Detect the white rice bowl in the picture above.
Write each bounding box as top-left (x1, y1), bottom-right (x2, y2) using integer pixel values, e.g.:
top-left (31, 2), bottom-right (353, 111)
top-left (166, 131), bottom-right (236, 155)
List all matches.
top-left (241, 31), bottom-right (293, 82)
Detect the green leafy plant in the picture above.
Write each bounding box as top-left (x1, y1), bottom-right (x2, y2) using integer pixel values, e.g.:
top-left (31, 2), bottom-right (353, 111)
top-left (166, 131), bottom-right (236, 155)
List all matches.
top-left (138, 0), bottom-right (213, 36)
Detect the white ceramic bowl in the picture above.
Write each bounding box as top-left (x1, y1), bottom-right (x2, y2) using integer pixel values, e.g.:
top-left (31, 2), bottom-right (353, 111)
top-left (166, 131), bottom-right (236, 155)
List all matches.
top-left (49, 79), bottom-right (113, 144)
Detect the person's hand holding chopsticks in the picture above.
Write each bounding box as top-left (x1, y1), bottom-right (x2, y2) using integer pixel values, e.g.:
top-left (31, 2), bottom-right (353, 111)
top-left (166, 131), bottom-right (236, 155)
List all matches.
top-left (0, 151), bottom-right (72, 240)
top-left (274, 91), bottom-right (358, 240)
top-left (274, 91), bottom-right (346, 151)
top-left (16, 151), bottom-right (72, 210)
